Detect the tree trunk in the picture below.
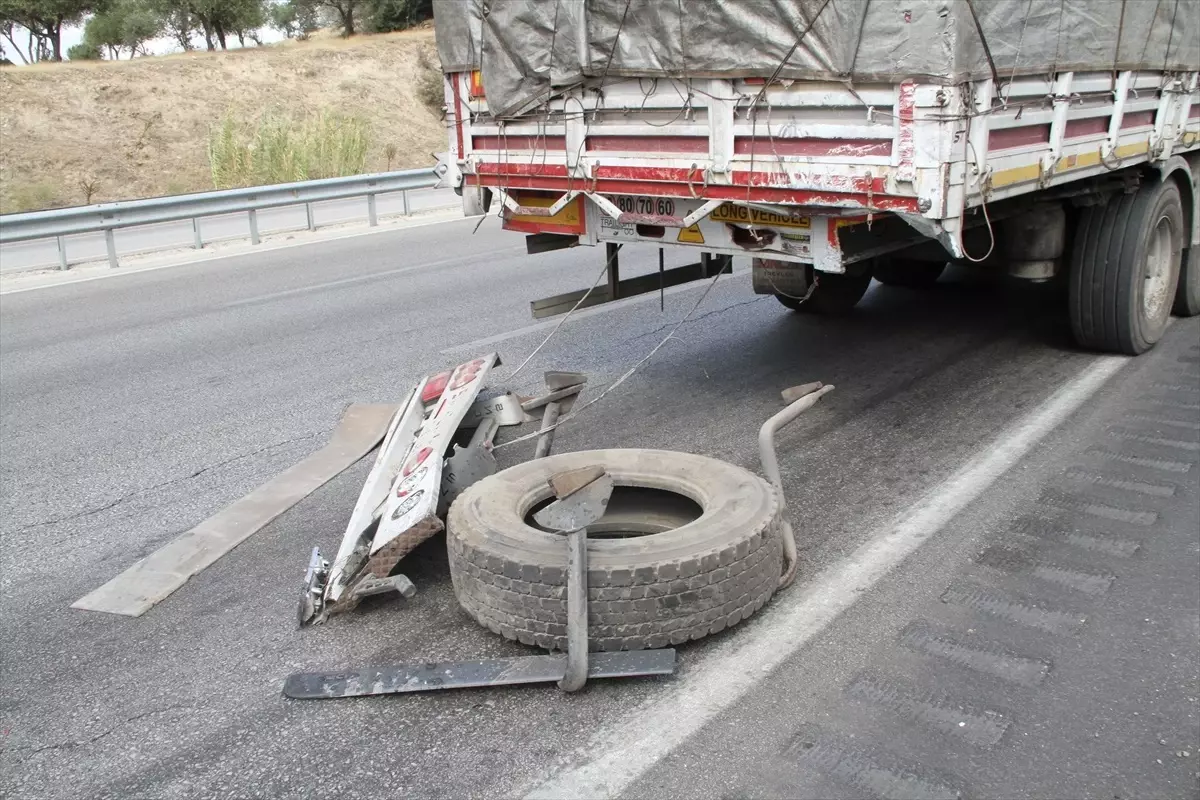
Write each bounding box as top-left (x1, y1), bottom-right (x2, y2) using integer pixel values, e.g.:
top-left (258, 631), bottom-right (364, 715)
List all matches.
top-left (215, 24), bottom-right (227, 50)
top-left (201, 20), bottom-right (215, 51)
top-left (341, 4), bottom-right (355, 36)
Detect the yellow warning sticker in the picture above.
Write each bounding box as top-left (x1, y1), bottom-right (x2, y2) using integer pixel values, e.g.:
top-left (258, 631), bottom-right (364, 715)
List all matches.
top-left (503, 192), bottom-right (585, 233)
top-left (677, 223), bottom-right (705, 244)
top-left (710, 204), bottom-right (810, 229)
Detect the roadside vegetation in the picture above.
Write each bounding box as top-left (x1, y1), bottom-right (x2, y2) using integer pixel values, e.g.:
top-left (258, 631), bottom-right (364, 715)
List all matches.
top-left (0, 0), bottom-right (441, 213)
top-left (0, 28), bottom-right (445, 213)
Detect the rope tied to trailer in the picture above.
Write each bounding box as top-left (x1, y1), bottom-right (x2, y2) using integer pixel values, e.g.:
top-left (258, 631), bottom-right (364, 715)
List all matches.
top-left (494, 265), bottom-right (731, 451)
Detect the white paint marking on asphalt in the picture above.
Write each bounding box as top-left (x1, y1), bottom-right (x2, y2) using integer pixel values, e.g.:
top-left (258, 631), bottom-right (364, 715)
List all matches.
top-left (441, 267), bottom-right (747, 355)
top-left (523, 355), bottom-right (1127, 800)
top-left (222, 248), bottom-right (523, 308)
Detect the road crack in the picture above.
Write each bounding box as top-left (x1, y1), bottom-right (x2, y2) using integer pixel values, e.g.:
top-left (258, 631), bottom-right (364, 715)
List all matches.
top-left (629, 297), bottom-right (767, 343)
top-left (11, 431), bottom-right (323, 534)
top-left (7, 704), bottom-right (186, 757)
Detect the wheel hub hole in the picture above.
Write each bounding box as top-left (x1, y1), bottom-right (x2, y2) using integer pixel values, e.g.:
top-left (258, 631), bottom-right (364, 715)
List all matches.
top-left (525, 486), bottom-right (703, 538)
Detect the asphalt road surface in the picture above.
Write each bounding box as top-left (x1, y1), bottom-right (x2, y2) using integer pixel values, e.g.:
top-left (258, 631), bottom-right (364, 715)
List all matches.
top-left (1, 215), bottom-right (1197, 799)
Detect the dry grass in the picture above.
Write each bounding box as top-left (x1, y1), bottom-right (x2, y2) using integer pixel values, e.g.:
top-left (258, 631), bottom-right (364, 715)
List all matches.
top-left (0, 29), bottom-right (446, 213)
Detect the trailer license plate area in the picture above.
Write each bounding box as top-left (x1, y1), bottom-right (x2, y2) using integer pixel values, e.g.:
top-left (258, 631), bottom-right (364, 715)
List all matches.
top-left (609, 195), bottom-right (676, 217)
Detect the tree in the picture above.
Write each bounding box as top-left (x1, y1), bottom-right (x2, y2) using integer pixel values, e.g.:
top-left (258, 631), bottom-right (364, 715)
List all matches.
top-left (268, 0), bottom-right (315, 40)
top-left (182, 0), bottom-right (263, 50)
top-left (364, 0), bottom-right (427, 33)
top-left (83, 0), bottom-right (163, 58)
top-left (0, 0), bottom-right (99, 61)
top-left (66, 39), bottom-right (100, 58)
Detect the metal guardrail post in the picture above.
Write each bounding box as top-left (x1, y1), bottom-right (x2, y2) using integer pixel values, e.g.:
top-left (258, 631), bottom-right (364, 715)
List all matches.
top-left (192, 218), bottom-right (203, 249)
top-left (305, 203), bottom-right (316, 232)
top-left (367, 193), bottom-right (378, 227)
top-left (402, 190), bottom-right (411, 216)
top-left (56, 236), bottom-right (68, 271)
top-left (248, 209), bottom-right (260, 245)
top-left (104, 229), bottom-right (119, 269)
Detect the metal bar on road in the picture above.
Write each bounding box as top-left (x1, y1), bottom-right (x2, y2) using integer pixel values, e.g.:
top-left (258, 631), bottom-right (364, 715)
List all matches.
top-left (305, 202), bottom-right (315, 231)
top-left (56, 236), bottom-right (68, 270)
top-left (368, 193), bottom-right (378, 227)
top-left (104, 229), bottom-right (118, 269)
top-left (192, 218), bottom-right (203, 249)
top-left (402, 190), bottom-right (411, 216)
top-left (248, 208), bottom-right (260, 245)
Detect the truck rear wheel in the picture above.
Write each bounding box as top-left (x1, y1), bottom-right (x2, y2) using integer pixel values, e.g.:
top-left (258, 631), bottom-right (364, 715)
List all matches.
top-left (1069, 180), bottom-right (1184, 354)
top-left (446, 449), bottom-right (782, 652)
top-left (776, 268), bottom-right (872, 314)
top-left (1173, 246), bottom-right (1200, 317)
top-left (871, 258), bottom-right (946, 288)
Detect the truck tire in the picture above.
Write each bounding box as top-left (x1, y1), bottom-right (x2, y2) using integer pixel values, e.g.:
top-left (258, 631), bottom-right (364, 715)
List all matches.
top-left (1173, 246), bottom-right (1200, 317)
top-left (446, 449), bottom-right (782, 652)
top-left (871, 258), bottom-right (946, 288)
top-left (776, 268), bottom-right (872, 314)
top-left (1069, 180), bottom-right (1184, 354)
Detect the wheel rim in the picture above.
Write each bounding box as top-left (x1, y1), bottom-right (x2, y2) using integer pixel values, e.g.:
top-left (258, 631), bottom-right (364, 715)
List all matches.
top-left (1143, 214), bottom-right (1175, 320)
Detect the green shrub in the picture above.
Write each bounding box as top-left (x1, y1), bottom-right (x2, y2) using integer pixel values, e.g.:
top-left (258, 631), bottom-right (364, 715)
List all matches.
top-left (207, 110), bottom-right (371, 189)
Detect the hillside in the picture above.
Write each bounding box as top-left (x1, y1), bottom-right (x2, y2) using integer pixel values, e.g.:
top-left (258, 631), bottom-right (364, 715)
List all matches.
top-left (0, 30), bottom-right (446, 214)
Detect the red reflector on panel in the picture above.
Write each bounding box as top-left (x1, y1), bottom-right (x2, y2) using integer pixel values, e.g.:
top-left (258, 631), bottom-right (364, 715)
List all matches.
top-left (402, 446), bottom-right (433, 478)
top-left (743, 77), bottom-right (767, 85)
top-left (422, 371), bottom-right (450, 404)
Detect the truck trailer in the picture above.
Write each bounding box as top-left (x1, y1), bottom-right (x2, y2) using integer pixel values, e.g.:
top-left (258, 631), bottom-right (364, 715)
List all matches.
top-left (433, 0), bottom-right (1200, 355)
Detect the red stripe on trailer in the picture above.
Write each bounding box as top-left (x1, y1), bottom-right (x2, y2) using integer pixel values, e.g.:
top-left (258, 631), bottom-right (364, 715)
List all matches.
top-left (468, 173), bottom-right (920, 211)
top-left (1063, 117), bottom-right (1109, 139)
top-left (477, 162), bottom-right (570, 177)
top-left (988, 125), bottom-right (1050, 151)
top-left (1190, 106), bottom-right (1200, 120)
top-left (734, 137), bottom-right (893, 157)
top-left (1121, 111), bottom-right (1155, 129)
top-left (472, 135), bottom-right (567, 151)
top-left (586, 136), bottom-right (710, 153)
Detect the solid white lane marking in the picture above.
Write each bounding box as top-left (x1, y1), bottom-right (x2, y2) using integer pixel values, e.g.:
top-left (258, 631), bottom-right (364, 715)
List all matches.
top-left (441, 268), bottom-right (747, 355)
top-left (523, 355), bottom-right (1126, 800)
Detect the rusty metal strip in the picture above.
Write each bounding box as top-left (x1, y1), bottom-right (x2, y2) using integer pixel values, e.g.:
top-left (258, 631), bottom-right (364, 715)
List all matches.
top-left (71, 403), bottom-right (398, 617)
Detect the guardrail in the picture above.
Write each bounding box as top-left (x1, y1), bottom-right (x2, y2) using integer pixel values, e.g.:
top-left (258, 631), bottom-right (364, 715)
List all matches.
top-left (0, 167), bottom-right (442, 270)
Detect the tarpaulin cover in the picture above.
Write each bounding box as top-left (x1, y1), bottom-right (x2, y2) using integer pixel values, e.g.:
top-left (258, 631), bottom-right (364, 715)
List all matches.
top-left (434, 0), bottom-right (1200, 118)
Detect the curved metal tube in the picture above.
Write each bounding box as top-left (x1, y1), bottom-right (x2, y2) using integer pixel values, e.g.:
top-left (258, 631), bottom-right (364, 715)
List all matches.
top-left (758, 382), bottom-right (835, 589)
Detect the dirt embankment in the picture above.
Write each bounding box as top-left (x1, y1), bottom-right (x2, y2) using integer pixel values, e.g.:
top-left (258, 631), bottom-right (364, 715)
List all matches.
top-left (0, 30), bottom-right (446, 214)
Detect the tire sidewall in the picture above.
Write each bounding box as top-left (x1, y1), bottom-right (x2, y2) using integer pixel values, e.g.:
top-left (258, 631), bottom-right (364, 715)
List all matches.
top-left (1129, 183), bottom-right (1184, 349)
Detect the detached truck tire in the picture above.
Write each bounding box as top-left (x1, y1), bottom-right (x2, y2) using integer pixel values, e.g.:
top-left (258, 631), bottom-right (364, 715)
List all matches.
top-left (446, 449), bottom-right (783, 652)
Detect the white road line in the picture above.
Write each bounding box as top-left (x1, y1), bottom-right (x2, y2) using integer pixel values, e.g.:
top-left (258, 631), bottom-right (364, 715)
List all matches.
top-left (522, 354), bottom-right (1127, 800)
top-left (441, 268), bottom-right (747, 355)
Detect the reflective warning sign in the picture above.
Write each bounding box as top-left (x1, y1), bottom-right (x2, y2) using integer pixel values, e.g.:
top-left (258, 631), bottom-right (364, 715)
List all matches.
top-left (677, 224), bottom-right (705, 244)
top-left (710, 204), bottom-right (810, 229)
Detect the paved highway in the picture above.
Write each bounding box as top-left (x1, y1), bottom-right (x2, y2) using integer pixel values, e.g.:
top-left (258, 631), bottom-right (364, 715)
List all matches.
top-left (1, 216), bottom-right (1197, 799)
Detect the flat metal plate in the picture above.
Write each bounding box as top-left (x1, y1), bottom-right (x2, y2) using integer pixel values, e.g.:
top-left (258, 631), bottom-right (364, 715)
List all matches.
top-left (282, 649), bottom-right (676, 699)
top-left (72, 403), bottom-right (399, 618)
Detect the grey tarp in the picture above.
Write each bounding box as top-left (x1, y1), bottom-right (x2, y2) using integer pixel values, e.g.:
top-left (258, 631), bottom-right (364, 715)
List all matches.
top-left (434, 0), bottom-right (1200, 118)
